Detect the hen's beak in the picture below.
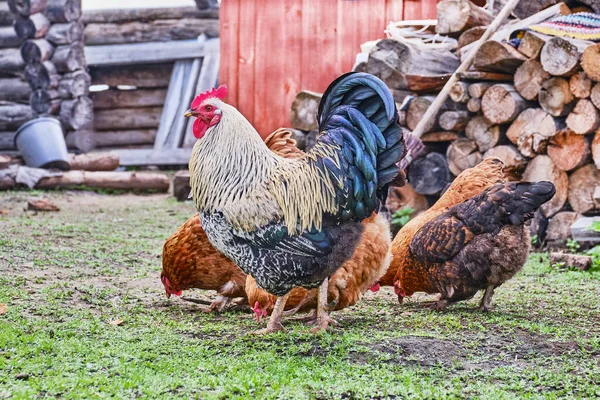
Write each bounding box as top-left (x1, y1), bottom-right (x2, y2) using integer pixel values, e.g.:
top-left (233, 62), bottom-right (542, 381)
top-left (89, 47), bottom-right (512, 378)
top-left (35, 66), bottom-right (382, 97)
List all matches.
top-left (184, 109), bottom-right (196, 118)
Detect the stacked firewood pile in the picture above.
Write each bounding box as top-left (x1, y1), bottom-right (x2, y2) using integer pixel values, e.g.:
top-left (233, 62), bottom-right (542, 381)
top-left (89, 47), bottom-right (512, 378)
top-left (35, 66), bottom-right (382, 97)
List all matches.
top-left (0, 0), bottom-right (92, 152)
top-left (291, 0), bottom-right (600, 245)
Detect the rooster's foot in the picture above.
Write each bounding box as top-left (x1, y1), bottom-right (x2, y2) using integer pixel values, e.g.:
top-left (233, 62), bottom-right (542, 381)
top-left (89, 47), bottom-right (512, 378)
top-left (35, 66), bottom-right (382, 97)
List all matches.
top-left (309, 315), bottom-right (337, 333)
top-left (250, 322), bottom-right (285, 335)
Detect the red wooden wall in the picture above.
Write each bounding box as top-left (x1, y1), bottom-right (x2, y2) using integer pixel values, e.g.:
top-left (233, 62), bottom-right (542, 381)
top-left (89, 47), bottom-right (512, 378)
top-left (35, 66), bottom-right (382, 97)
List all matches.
top-left (220, 0), bottom-right (439, 137)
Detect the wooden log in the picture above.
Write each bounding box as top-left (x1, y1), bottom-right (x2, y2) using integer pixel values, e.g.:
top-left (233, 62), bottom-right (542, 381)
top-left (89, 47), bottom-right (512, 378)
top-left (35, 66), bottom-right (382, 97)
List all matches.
top-left (569, 71), bottom-right (592, 99)
top-left (571, 216), bottom-right (600, 243)
top-left (91, 88), bottom-right (167, 109)
top-left (522, 155), bottom-right (568, 217)
top-left (507, 108), bottom-right (564, 157)
top-left (14, 13), bottom-right (49, 39)
top-left (366, 38), bottom-right (459, 90)
top-left (420, 131), bottom-right (459, 143)
top-left (0, 101), bottom-right (34, 130)
top-left (407, 152), bottom-right (451, 195)
top-left (20, 38), bottom-right (53, 63)
top-left (36, 170), bottom-right (170, 191)
top-left (591, 83), bottom-right (600, 110)
top-left (457, 71), bottom-right (514, 82)
top-left (581, 43), bottom-right (600, 83)
top-left (0, 47), bottom-right (24, 73)
top-left (481, 84), bottom-right (529, 124)
top-left (24, 60), bottom-right (57, 90)
top-left (540, 37), bottom-right (580, 77)
top-left (457, 26), bottom-right (487, 50)
top-left (568, 164), bottom-right (600, 215)
top-left (465, 115), bottom-right (501, 152)
top-left (405, 74), bottom-right (452, 94)
top-left (51, 42), bottom-right (84, 72)
top-left (0, 26), bottom-right (22, 48)
top-left (449, 81), bottom-right (470, 103)
top-left (290, 90), bottom-right (321, 131)
top-left (435, 0), bottom-right (494, 35)
top-left (0, 153), bottom-right (19, 167)
top-left (483, 145), bottom-right (527, 180)
top-left (446, 138), bottom-right (482, 176)
top-left (566, 99), bottom-right (600, 135)
top-left (592, 129), bottom-right (600, 169)
top-left (84, 40), bottom-right (206, 67)
top-left (467, 82), bottom-right (492, 99)
top-left (0, 1), bottom-right (15, 26)
top-left (172, 170), bottom-right (191, 201)
top-left (0, 130), bottom-right (17, 150)
top-left (8, 0), bottom-right (46, 17)
top-left (45, 21), bottom-right (82, 45)
top-left (89, 63), bottom-right (172, 88)
top-left (547, 129), bottom-right (590, 171)
top-left (514, 60), bottom-right (550, 101)
top-left (0, 77), bottom-right (30, 102)
top-left (57, 70), bottom-right (89, 98)
top-left (386, 183), bottom-right (429, 217)
top-left (473, 41), bottom-right (527, 74)
top-left (546, 212), bottom-right (578, 243)
top-left (81, 6), bottom-right (218, 24)
top-left (438, 110), bottom-right (469, 132)
top-left (83, 129), bottom-right (156, 148)
top-left (577, 0), bottom-right (600, 13)
top-left (517, 31), bottom-right (546, 59)
top-left (68, 152), bottom-right (119, 171)
top-left (59, 96), bottom-right (92, 130)
top-left (550, 252), bottom-right (591, 271)
top-left (466, 97), bottom-right (481, 112)
top-left (538, 77), bottom-right (575, 117)
top-left (93, 106), bottom-right (161, 131)
top-left (29, 87), bottom-right (57, 113)
top-left (84, 19), bottom-right (219, 45)
top-left (406, 96), bottom-right (465, 133)
top-left (45, 0), bottom-right (81, 23)
top-left (513, 0), bottom-right (562, 19)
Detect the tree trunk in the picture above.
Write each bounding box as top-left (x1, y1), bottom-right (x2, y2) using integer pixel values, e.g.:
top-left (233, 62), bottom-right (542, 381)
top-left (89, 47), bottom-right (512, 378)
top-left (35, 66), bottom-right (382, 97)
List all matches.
top-left (24, 60), bottom-right (58, 89)
top-left (538, 77), bottom-right (575, 117)
top-left (45, 21), bottom-right (83, 45)
top-left (45, 0), bottom-right (81, 23)
top-left (59, 96), bottom-right (93, 130)
top-left (83, 18), bottom-right (218, 45)
top-left (90, 63), bottom-right (172, 88)
top-left (407, 152), bottom-right (451, 195)
top-left (473, 41), bottom-right (527, 74)
top-left (446, 138), bottom-right (483, 176)
top-left (466, 98), bottom-right (481, 112)
top-left (507, 108), bottom-right (564, 157)
top-left (457, 26), bottom-right (487, 50)
top-left (68, 152), bottom-right (119, 171)
top-left (0, 47), bottom-right (24, 73)
top-left (570, 71), bottom-right (592, 99)
top-left (514, 60), bottom-right (550, 101)
top-left (8, 0), bottom-right (46, 17)
top-left (467, 82), bottom-right (492, 99)
top-left (57, 70), bottom-right (90, 98)
top-left (547, 129), bottom-right (591, 172)
top-left (568, 164), bottom-right (600, 215)
top-left (438, 110), bottom-right (469, 132)
top-left (546, 211), bottom-right (578, 243)
top-left (481, 84), bottom-right (530, 124)
top-left (20, 38), bottom-right (53, 63)
top-left (290, 90), bottom-right (321, 131)
top-left (465, 115), bottom-right (501, 152)
top-left (581, 43), bottom-right (600, 82)
top-left (540, 37), bottom-right (581, 77)
top-left (522, 155), bottom-right (568, 217)
top-left (483, 145), bottom-right (527, 180)
top-left (591, 83), bottom-right (600, 110)
top-left (435, 0), bottom-right (494, 35)
top-left (449, 81), bottom-right (470, 103)
top-left (566, 99), bottom-right (600, 135)
top-left (0, 101), bottom-right (35, 130)
top-left (517, 31), bottom-right (546, 59)
top-left (93, 106), bottom-right (161, 131)
top-left (36, 171), bottom-right (170, 192)
top-left (51, 41), bottom-right (84, 72)
top-left (0, 77), bottom-right (31, 102)
top-left (14, 13), bottom-right (49, 39)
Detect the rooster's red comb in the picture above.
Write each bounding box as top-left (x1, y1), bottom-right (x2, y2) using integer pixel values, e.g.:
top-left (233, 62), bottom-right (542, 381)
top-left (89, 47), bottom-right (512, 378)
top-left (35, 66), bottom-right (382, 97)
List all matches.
top-left (190, 85), bottom-right (228, 110)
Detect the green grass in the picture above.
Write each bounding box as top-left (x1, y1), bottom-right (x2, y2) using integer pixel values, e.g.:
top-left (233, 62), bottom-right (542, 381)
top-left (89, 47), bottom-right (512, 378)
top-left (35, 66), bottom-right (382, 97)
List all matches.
top-left (1, 191), bottom-right (600, 399)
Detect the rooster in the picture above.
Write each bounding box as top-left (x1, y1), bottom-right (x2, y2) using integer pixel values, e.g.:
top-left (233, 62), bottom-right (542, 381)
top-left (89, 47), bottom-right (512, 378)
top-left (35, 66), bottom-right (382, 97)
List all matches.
top-left (392, 158), bottom-right (555, 311)
top-left (184, 72), bottom-right (407, 333)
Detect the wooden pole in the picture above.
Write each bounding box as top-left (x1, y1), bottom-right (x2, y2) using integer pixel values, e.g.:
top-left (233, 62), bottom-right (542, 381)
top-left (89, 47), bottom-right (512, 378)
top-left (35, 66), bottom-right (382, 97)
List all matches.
top-left (411, 0), bottom-right (522, 139)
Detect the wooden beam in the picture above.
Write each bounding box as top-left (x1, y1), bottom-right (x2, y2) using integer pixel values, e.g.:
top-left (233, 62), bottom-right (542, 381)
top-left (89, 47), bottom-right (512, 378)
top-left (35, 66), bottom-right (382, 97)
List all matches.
top-left (84, 39), bottom-right (206, 66)
top-left (114, 148), bottom-right (192, 166)
top-left (81, 6), bottom-right (218, 24)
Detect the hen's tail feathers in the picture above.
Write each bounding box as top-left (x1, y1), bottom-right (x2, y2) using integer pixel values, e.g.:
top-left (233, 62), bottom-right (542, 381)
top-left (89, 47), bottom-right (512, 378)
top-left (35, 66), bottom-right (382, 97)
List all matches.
top-left (317, 72), bottom-right (405, 190)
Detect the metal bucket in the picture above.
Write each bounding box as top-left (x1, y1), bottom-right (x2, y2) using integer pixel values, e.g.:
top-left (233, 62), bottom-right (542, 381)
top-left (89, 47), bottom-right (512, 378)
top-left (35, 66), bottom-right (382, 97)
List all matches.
top-left (14, 117), bottom-right (70, 171)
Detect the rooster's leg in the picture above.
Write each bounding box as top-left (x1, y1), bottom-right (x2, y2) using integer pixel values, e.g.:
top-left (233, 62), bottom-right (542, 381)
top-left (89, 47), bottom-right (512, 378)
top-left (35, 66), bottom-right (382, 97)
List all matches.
top-left (251, 292), bottom-right (290, 335)
top-left (479, 285), bottom-right (495, 312)
top-left (310, 278), bottom-right (334, 333)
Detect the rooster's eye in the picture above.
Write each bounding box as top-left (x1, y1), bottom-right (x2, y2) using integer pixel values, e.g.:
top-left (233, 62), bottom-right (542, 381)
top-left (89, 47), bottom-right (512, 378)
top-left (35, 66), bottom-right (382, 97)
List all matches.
top-left (205, 106), bottom-right (213, 112)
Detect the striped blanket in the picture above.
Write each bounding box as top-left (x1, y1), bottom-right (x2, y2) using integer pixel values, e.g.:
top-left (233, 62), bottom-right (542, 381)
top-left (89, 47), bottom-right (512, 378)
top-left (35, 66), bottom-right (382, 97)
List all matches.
top-left (530, 12), bottom-right (600, 42)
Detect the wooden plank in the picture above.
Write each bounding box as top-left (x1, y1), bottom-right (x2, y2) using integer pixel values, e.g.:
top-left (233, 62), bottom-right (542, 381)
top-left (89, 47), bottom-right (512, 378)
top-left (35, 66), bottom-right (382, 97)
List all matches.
top-left (90, 63), bottom-right (172, 88)
top-left (403, 0), bottom-right (422, 20)
top-left (252, 0), bottom-right (266, 135)
top-left (220, 0), bottom-right (239, 109)
top-left (154, 60), bottom-right (189, 149)
top-left (94, 106), bottom-right (162, 131)
top-left (82, 7), bottom-right (218, 24)
top-left (281, 0), bottom-right (302, 138)
top-left (84, 39), bottom-right (206, 66)
top-left (385, 0), bottom-right (404, 21)
top-left (235, 0), bottom-right (255, 126)
top-left (114, 148), bottom-right (192, 166)
top-left (91, 88), bottom-right (167, 109)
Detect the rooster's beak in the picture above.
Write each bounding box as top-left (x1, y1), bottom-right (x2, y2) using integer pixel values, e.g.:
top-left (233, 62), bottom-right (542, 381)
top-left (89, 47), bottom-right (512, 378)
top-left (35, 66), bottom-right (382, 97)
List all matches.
top-left (184, 109), bottom-right (195, 118)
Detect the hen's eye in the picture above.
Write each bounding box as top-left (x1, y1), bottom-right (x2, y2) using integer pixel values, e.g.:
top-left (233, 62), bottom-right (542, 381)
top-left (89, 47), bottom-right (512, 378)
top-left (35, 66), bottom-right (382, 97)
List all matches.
top-left (205, 106), bottom-right (213, 111)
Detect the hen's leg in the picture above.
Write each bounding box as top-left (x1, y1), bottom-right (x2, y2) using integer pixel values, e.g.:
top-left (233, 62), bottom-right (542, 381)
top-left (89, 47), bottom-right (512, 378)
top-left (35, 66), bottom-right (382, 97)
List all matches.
top-left (479, 285), bottom-right (495, 312)
top-left (207, 296), bottom-right (231, 312)
top-left (251, 292), bottom-right (290, 335)
top-left (310, 278), bottom-right (334, 333)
